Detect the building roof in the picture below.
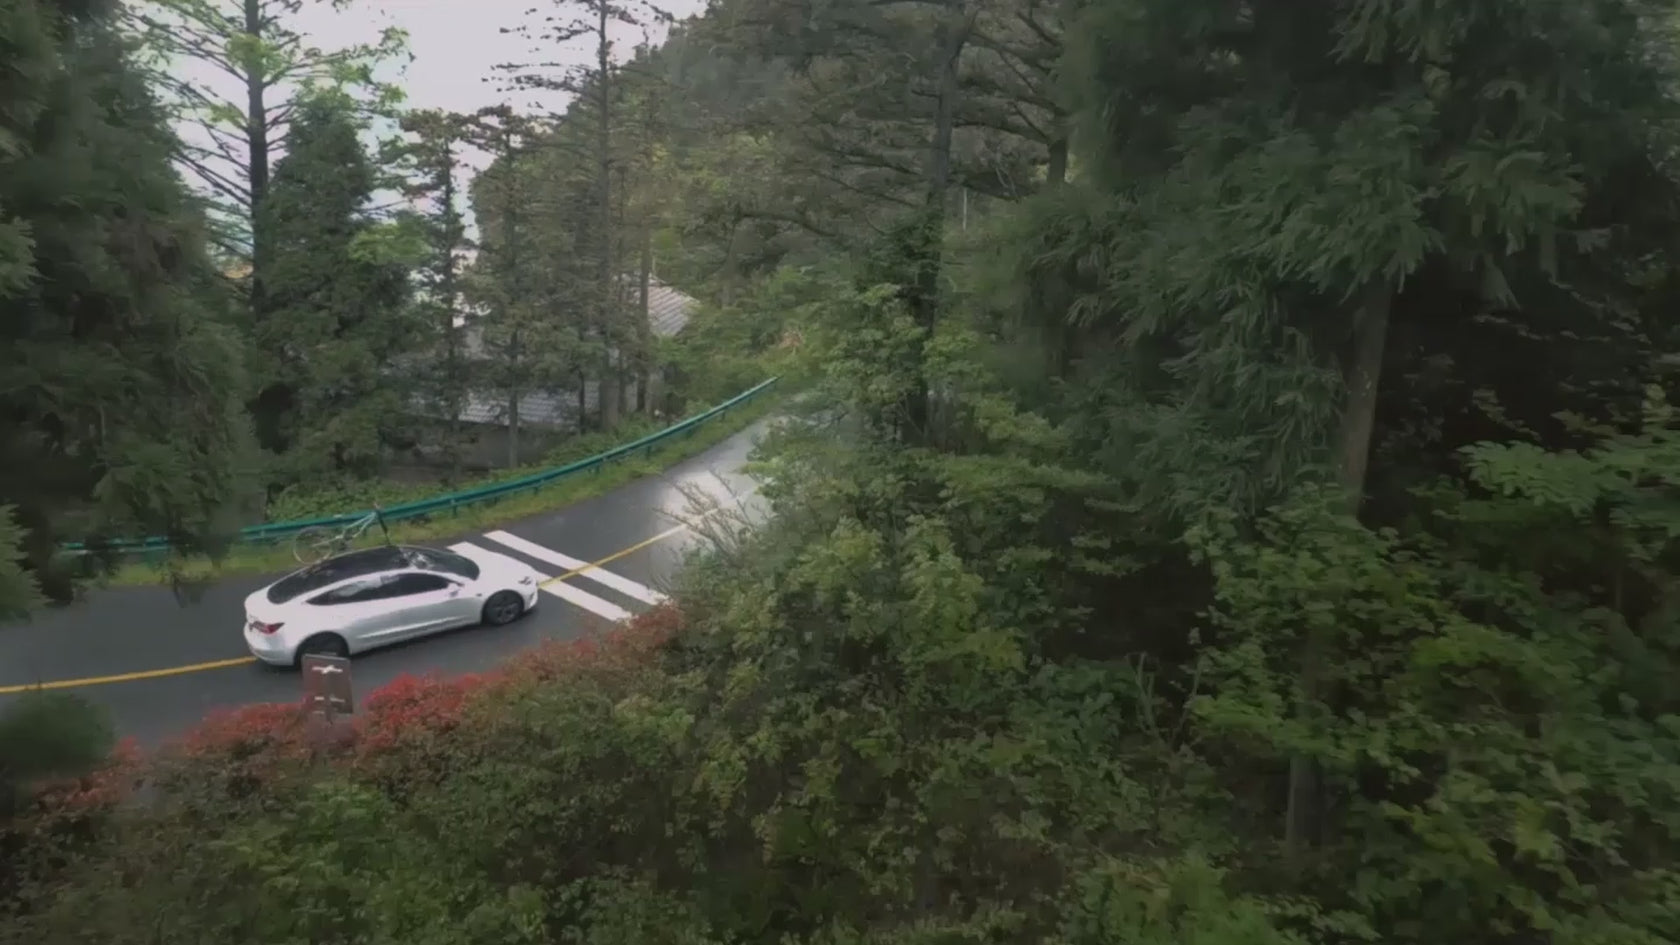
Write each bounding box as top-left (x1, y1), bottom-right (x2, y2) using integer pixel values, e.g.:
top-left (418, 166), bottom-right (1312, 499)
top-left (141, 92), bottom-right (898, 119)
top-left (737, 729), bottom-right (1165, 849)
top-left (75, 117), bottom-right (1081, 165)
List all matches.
top-left (450, 390), bottom-right (578, 429)
top-left (645, 277), bottom-right (693, 337)
top-left (458, 275), bottom-right (694, 360)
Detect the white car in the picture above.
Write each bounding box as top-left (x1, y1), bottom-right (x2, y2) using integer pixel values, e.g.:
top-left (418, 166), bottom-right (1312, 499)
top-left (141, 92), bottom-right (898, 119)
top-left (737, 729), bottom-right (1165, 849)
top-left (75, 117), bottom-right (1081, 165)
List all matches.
top-left (243, 544), bottom-right (542, 667)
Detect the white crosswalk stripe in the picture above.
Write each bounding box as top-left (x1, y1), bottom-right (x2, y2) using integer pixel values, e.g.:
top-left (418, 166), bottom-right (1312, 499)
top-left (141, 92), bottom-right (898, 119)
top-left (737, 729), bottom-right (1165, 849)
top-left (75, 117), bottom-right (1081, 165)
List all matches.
top-left (481, 530), bottom-right (669, 605)
top-left (446, 541), bottom-right (632, 623)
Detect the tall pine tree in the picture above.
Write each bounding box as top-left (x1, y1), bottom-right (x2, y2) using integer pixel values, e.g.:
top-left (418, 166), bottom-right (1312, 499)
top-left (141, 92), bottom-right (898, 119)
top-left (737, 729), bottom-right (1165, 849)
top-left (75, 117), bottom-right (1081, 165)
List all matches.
top-left (0, 0), bottom-right (254, 609)
top-left (252, 94), bottom-right (415, 484)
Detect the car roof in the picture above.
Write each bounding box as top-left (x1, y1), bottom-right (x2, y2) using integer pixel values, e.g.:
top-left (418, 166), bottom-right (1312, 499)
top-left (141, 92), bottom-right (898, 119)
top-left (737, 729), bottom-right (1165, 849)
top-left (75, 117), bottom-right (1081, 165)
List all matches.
top-left (267, 546), bottom-right (410, 603)
top-left (266, 545), bottom-right (481, 604)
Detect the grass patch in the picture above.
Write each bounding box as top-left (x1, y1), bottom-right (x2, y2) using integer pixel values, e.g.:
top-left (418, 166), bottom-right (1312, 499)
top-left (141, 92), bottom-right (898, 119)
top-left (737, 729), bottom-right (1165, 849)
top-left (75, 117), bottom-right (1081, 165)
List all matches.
top-left (104, 399), bottom-right (778, 587)
top-left (264, 416), bottom-right (672, 522)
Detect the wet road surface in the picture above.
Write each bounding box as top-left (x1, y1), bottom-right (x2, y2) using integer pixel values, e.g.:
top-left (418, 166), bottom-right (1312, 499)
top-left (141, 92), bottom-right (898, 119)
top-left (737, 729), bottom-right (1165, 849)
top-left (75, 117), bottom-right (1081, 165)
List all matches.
top-left (0, 420), bottom-right (773, 745)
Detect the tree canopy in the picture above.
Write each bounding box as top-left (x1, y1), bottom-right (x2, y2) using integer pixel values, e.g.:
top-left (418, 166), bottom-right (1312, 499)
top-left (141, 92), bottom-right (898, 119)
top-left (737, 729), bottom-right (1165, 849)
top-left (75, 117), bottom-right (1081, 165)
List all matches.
top-left (0, 0), bottom-right (253, 606)
top-left (2, 0), bottom-right (1679, 943)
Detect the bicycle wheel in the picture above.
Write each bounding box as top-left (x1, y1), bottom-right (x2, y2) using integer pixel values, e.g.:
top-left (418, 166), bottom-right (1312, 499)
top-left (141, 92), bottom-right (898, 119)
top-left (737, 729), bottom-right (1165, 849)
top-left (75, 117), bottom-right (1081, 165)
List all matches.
top-left (291, 525), bottom-right (342, 565)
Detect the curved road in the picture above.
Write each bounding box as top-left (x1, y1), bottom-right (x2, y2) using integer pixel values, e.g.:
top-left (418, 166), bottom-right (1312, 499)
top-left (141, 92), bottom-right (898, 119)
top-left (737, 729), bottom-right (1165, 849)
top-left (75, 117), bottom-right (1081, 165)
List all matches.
top-left (0, 421), bottom-right (773, 746)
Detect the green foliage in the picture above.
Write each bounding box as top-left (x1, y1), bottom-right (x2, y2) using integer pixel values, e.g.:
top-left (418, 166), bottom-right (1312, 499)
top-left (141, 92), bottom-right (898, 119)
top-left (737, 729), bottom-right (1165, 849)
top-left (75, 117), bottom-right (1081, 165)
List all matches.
top-left (252, 94), bottom-right (417, 482)
top-left (11, 1), bottom-right (1680, 945)
top-left (0, 509), bottom-right (40, 623)
top-left (394, 108), bottom-right (476, 471)
top-left (0, 0), bottom-right (255, 605)
top-left (463, 107), bottom-right (592, 455)
top-left (128, 0), bottom-right (412, 258)
top-left (1183, 461), bottom-right (1680, 943)
top-left (666, 265), bottom-right (819, 409)
top-left (0, 691), bottom-right (114, 815)
top-left (263, 414), bottom-right (667, 521)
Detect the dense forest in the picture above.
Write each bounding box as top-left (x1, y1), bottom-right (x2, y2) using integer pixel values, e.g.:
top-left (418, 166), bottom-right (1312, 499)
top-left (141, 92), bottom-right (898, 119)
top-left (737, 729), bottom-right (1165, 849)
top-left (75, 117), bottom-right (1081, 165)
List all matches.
top-left (4, 0), bottom-right (1680, 943)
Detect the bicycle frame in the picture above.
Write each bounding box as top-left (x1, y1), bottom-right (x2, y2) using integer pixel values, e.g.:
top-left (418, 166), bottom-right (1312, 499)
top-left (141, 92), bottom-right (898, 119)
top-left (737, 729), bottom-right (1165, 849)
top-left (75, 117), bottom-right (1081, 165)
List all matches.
top-left (290, 503), bottom-right (395, 565)
top-left (345, 504), bottom-right (392, 546)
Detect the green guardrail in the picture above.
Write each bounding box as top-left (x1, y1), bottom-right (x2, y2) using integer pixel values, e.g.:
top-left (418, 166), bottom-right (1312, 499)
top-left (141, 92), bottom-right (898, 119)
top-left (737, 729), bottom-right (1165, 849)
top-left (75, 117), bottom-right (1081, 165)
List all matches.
top-left (61, 377), bottom-right (781, 556)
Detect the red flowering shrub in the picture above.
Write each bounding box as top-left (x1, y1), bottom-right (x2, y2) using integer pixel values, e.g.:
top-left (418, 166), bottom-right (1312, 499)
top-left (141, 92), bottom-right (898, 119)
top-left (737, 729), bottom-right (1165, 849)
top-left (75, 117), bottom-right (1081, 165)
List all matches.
top-left (345, 672), bottom-right (492, 795)
top-left (148, 702), bottom-right (325, 804)
top-left (500, 603), bottom-right (685, 691)
top-left (2, 602), bottom-right (702, 934)
top-left (357, 673), bottom-right (482, 753)
top-left (176, 702), bottom-right (310, 758)
top-left (344, 607), bottom-right (684, 785)
top-left (25, 604), bottom-right (697, 815)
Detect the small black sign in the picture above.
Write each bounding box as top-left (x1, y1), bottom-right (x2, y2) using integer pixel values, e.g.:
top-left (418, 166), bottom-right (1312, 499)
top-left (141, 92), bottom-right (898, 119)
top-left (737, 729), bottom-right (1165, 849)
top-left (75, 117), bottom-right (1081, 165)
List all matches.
top-left (300, 653), bottom-right (354, 718)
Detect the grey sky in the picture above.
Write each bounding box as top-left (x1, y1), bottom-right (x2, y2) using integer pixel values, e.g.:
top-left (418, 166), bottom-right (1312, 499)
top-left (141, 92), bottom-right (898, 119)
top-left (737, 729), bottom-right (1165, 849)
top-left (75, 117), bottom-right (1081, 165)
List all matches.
top-left (166, 0), bottom-right (705, 237)
top-left (286, 0), bottom-right (705, 127)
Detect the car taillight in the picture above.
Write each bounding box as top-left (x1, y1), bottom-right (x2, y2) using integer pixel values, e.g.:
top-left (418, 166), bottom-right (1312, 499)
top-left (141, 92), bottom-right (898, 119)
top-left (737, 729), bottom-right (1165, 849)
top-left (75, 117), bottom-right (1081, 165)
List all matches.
top-left (248, 618), bottom-right (283, 635)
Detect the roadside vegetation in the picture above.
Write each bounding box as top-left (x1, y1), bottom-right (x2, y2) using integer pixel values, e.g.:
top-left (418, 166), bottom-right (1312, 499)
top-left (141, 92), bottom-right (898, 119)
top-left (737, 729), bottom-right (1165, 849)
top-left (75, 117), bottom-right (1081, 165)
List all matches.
top-left (2, 0), bottom-right (798, 606)
top-left (106, 390), bottom-right (779, 585)
top-left (4, 0), bottom-right (1680, 943)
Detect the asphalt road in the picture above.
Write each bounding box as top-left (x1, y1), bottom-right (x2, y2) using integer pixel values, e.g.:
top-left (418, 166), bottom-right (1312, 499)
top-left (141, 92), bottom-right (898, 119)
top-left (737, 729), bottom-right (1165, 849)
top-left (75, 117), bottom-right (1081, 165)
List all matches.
top-left (0, 420), bottom-right (773, 746)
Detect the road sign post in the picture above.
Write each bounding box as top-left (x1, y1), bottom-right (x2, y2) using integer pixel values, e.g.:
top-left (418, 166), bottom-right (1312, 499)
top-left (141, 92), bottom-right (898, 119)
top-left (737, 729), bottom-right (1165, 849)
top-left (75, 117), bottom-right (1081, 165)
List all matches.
top-left (300, 653), bottom-right (354, 721)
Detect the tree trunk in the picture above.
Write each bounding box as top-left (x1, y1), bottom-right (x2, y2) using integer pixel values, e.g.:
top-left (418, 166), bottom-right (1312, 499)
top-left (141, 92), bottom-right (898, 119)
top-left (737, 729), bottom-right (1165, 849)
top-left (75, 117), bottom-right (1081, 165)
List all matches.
top-left (637, 223), bottom-right (654, 415)
top-left (1046, 134), bottom-right (1074, 376)
top-left (499, 123), bottom-right (525, 467)
top-left (1335, 282), bottom-right (1392, 513)
top-left (1284, 280), bottom-right (1393, 861)
top-left (900, 13), bottom-right (969, 445)
top-left (440, 139), bottom-right (463, 483)
top-left (506, 330), bottom-right (522, 468)
top-left (595, 0), bottom-right (620, 432)
top-left (720, 217), bottom-right (740, 308)
top-left (243, 0), bottom-right (287, 455)
top-left (244, 0), bottom-right (270, 318)
top-left (1047, 136), bottom-right (1068, 187)
top-left (604, 163), bottom-right (631, 427)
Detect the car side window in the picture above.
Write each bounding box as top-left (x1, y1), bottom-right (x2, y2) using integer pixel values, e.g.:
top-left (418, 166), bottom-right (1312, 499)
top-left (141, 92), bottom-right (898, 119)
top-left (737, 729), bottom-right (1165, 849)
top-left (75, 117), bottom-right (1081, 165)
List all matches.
top-left (307, 573), bottom-right (452, 605)
top-left (308, 577), bottom-right (386, 606)
top-left (390, 573), bottom-right (453, 597)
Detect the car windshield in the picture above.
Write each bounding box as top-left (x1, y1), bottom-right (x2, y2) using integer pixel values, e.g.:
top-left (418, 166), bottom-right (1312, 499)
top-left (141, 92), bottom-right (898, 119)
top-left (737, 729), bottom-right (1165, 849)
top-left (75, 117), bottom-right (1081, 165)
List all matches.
top-left (408, 546), bottom-right (481, 580)
top-left (266, 546), bottom-right (406, 603)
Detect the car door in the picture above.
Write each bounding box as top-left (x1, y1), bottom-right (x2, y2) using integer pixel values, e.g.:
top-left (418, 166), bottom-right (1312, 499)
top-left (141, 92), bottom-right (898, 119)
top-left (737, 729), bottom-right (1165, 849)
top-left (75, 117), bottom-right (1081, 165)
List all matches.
top-left (382, 572), bottom-right (478, 640)
top-left (306, 576), bottom-right (409, 650)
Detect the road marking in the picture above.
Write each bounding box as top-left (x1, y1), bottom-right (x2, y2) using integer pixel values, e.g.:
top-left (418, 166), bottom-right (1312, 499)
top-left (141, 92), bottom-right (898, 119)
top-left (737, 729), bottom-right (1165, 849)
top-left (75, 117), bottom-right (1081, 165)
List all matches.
top-left (546, 491), bottom-right (755, 584)
top-left (447, 540), bottom-right (633, 623)
top-left (0, 656), bottom-right (258, 695)
top-left (482, 530), bottom-right (668, 605)
top-left (442, 539), bottom-right (545, 577)
top-left (0, 515), bottom-right (719, 694)
top-left (536, 580), bottom-right (632, 622)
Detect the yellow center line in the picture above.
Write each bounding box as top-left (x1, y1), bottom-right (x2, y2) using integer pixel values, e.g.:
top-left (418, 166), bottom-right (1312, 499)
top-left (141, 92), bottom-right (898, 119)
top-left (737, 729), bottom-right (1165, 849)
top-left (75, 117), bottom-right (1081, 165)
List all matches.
top-left (538, 501), bottom-right (734, 588)
top-left (0, 512), bottom-right (717, 695)
top-left (0, 656), bottom-right (262, 694)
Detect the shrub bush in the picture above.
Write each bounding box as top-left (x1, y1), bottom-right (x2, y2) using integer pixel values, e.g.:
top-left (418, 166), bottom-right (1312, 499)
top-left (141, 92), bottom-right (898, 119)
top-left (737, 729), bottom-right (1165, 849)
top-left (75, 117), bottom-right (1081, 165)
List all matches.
top-left (0, 691), bottom-right (117, 813)
top-left (0, 604), bottom-right (695, 943)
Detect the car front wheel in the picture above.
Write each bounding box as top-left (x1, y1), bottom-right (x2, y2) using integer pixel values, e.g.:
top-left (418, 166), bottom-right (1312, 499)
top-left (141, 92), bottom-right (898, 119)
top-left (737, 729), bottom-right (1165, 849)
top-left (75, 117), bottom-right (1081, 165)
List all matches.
top-left (482, 591), bottom-right (525, 626)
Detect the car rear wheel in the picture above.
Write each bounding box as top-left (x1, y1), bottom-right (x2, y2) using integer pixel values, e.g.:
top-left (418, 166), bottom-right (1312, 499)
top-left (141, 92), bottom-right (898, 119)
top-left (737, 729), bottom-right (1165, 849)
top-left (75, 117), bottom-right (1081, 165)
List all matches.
top-left (295, 633), bottom-right (349, 666)
top-left (482, 591), bottom-right (524, 627)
